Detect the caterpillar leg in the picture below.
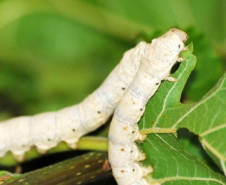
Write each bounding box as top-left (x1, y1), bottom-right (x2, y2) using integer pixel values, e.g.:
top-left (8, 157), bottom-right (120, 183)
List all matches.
top-left (164, 76), bottom-right (177, 82)
top-left (112, 163), bottom-right (151, 185)
top-left (177, 57), bottom-right (185, 62)
top-left (182, 46), bottom-right (189, 51)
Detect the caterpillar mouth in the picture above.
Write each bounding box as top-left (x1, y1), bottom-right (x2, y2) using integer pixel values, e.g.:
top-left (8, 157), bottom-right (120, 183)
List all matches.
top-left (171, 28), bottom-right (188, 42)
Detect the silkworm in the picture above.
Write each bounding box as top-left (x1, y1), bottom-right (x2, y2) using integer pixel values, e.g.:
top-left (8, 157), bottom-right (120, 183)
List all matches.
top-left (0, 41), bottom-right (149, 161)
top-left (108, 28), bottom-right (188, 185)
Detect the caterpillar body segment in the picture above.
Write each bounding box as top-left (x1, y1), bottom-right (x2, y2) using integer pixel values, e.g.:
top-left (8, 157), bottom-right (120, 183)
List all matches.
top-left (0, 42), bottom-right (148, 161)
top-left (108, 28), bottom-right (188, 185)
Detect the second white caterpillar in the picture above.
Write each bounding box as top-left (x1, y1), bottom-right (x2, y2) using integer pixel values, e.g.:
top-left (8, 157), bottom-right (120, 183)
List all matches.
top-left (0, 41), bottom-right (149, 161)
top-left (108, 28), bottom-right (188, 185)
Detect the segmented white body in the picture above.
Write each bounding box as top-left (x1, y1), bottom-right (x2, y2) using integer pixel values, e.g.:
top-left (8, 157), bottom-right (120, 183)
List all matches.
top-left (108, 29), bottom-right (188, 185)
top-left (0, 41), bottom-right (149, 161)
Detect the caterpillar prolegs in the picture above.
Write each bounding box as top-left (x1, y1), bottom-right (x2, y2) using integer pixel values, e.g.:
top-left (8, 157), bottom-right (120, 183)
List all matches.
top-left (108, 29), bottom-right (188, 185)
top-left (0, 41), bottom-right (148, 161)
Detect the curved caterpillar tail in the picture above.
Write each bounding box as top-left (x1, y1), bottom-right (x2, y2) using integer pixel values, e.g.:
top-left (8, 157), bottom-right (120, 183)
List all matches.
top-left (108, 28), bottom-right (188, 185)
top-left (0, 42), bottom-right (149, 162)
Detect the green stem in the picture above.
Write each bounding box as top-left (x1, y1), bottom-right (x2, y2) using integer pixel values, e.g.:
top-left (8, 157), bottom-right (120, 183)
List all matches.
top-left (0, 0), bottom-right (54, 29)
top-left (77, 136), bottom-right (108, 151)
top-left (49, 0), bottom-right (152, 42)
top-left (2, 152), bottom-right (110, 185)
top-left (0, 136), bottom-right (108, 167)
top-left (0, 0), bottom-right (152, 43)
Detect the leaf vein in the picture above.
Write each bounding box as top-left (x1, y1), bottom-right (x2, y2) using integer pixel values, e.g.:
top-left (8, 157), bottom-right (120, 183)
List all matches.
top-left (151, 176), bottom-right (225, 184)
top-left (201, 139), bottom-right (226, 161)
top-left (200, 123), bottom-right (226, 137)
top-left (172, 86), bottom-right (224, 129)
top-left (220, 159), bottom-right (226, 176)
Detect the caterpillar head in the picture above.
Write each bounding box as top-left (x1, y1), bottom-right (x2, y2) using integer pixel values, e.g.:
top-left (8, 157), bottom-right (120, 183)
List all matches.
top-left (170, 28), bottom-right (188, 43)
top-left (160, 28), bottom-right (188, 53)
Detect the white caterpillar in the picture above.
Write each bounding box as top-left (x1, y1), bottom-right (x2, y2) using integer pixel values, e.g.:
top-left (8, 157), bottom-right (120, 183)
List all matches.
top-left (0, 41), bottom-right (149, 161)
top-left (108, 29), bottom-right (188, 185)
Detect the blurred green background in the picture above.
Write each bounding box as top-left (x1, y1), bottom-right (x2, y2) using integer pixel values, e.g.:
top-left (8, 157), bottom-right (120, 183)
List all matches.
top-left (0, 0), bottom-right (225, 119)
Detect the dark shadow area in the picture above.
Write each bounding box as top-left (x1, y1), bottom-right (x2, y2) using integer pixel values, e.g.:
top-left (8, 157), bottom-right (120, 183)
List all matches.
top-left (177, 128), bottom-right (223, 175)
